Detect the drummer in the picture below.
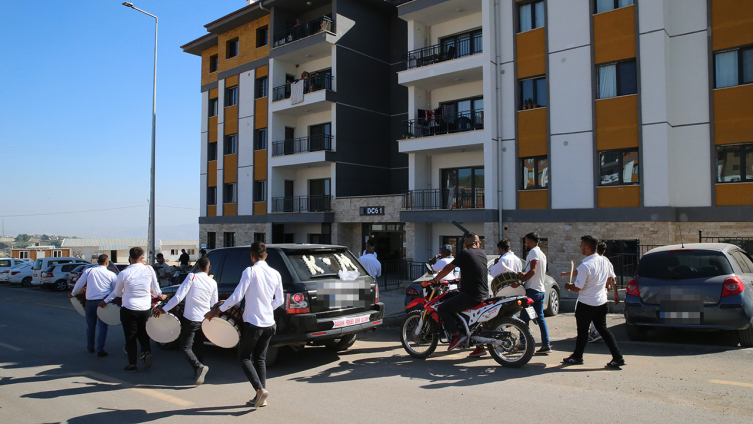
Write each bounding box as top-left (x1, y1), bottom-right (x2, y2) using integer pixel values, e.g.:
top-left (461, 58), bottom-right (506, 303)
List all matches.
top-left (101, 247), bottom-right (165, 373)
top-left (154, 257), bottom-right (217, 385)
top-left (69, 254), bottom-right (117, 357)
top-left (205, 241), bottom-right (283, 408)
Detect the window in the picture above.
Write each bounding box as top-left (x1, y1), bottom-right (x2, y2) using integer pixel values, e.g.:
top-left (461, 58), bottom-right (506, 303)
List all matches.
top-left (595, 0), bottom-right (634, 14)
top-left (255, 76), bottom-right (268, 99)
top-left (226, 38), bottom-right (239, 59)
top-left (599, 149), bottom-right (640, 186)
top-left (717, 143), bottom-right (753, 182)
top-left (19, 251), bottom-right (29, 259)
top-left (522, 238), bottom-right (549, 262)
top-left (440, 167), bottom-right (484, 209)
top-left (170, 249), bottom-right (176, 256)
top-left (521, 156), bottom-right (549, 189)
top-left (715, 47), bottom-right (753, 88)
top-left (207, 232), bottom-right (216, 250)
top-left (225, 86), bottom-right (238, 107)
top-left (208, 142), bottom-right (218, 161)
top-left (442, 236), bottom-right (486, 253)
top-left (256, 26), bottom-right (269, 48)
top-left (254, 181), bottom-right (267, 202)
top-left (223, 232), bottom-right (235, 248)
top-left (223, 183), bottom-right (237, 204)
top-left (519, 0), bottom-right (545, 32)
top-left (224, 134), bottom-right (238, 155)
top-left (520, 77), bottom-right (547, 109)
top-left (438, 97), bottom-right (484, 130)
top-left (439, 29), bottom-right (483, 59)
top-left (254, 233), bottom-right (266, 243)
top-left (208, 98), bottom-right (218, 117)
top-left (53, 250), bottom-right (62, 257)
top-left (597, 60), bottom-right (637, 99)
top-left (254, 128), bottom-right (267, 150)
top-left (207, 186), bottom-right (217, 205)
top-left (209, 54), bottom-right (218, 73)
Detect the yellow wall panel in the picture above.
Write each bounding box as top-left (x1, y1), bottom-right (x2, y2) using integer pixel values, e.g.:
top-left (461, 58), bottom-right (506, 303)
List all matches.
top-left (254, 202), bottom-right (267, 215)
top-left (207, 205), bottom-right (216, 217)
top-left (518, 190), bottom-right (548, 210)
top-left (595, 95), bottom-right (639, 150)
top-left (223, 203), bottom-right (237, 216)
top-left (207, 160), bottom-right (217, 187)
top-left (716, 183), bottom-right (753, 206)
top-left (225, 74), bottom-right (238, 87)
top-left (517, 108), bottom-right (548, 158)
top-left (597, 186), bottom-right (640, 208)
top-left (223, 154), bottom-right (237, 183)
top-left (516, 28), bottom-right (546, 79)
top-left (256, 64), bottom-right (269, 78)
top-left (254, 150), bottom-right (267, 180)
top-left (713, 85), bottom-right (753, 145)
top-left (209, 88), bottom-right (218, 99)
top-left (255, 98), bottom-right (268, 129)
top-left (224, 105), bottom-right (238, 134)
top-left (201, 45), bottom-right (219, 87)
top-left (218, 15), bottom-right (270, 74)
top-left (712, 0), bottom-right (753, 51)
top-left (208, 116), bottom-right (218, 143)
top-left (593, 5), bottom-right (636, 64)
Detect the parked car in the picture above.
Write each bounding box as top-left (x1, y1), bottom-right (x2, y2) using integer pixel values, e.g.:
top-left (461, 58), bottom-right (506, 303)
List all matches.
top-left (624, 243), bottom-right (753, 347)
top-left (31, 257), bottom-right (89, 286)
top-left (0, 258), bottom-right (28, 282)
top-left (404, 255), bottom-right (561, 316)
top-left (40, 263), bottom-right (94, 291)
top-left (68, 262), bottom-right (121, 289)
top-left (114, 264), bottom-right (129, 272)
top-left (160, 244), bottom-right (384, 364)
top-left (7, 262), bottom-right (34, 286)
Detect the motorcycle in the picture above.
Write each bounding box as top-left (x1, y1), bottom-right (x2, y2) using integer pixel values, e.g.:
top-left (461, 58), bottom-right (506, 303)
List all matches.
top-left (400, 279), bottom-right (536, 368)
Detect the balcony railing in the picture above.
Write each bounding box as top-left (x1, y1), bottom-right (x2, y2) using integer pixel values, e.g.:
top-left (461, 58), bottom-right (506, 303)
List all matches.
top-left (402, 109), bottom-right (484, 139)
top-left (272, 195), bottom-right (333, 213)
top-left (272, 134), bottom-right (334, 157)
top-left (272, 74), bottom-right (334, 102)
top-left (403, 189), bottom-right (485, 210)
top-left (273, 16), bottom-right (334, 48)
top-left (404, 33), bottom-right (483, 70)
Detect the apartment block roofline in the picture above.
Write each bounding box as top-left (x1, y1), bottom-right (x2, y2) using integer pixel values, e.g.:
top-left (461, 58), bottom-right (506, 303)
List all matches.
top-left (203, 0), bottom-right (271, 35)
top-left (181, 33), bottom-right (218, 56)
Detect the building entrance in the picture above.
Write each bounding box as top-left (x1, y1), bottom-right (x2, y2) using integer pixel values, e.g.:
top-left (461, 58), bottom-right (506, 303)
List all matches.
top-left (363, 223), bottom-right (405, 261)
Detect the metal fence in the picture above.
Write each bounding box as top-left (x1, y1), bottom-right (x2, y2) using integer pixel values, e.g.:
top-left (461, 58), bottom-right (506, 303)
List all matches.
top-left (272, 74), bottom-right (334, 102)
top-left (403, 32), bottom-right (483, 69)
top-left (375, 260), bottom-right (426, 290)
top-left (271, 134), bottom-right (334, 157)
top-left (403, 188), bottom-right (485, 210)
top-left (273, 16), bottom-right (334, 48)
top-left (271, 195), bottom-right (333, 213)
top-left (403, 109), bottom-right (484, 139)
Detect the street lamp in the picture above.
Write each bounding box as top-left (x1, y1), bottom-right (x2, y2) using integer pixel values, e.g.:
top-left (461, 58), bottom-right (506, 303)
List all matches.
top-left (123, 2), bottom-right (158, 264)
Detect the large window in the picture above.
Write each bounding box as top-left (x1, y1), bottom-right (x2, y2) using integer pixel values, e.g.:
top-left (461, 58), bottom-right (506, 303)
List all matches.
top-left (597, 60), bottom-right (637, 99)
top-left (224, 134), bottom-right (237, 155)
top-left (718, 143), bottom-right (753, 183)
top-left (223, 183), bottom-right (237, 204)
top-left (209, 54), bottom-right (218, 73)
top-left (441, 167), bottom-right (484, 209)
top-left (256, 26), bottom-right (269, 48)
top-left (254, 128), bottom-right (267, 150)
top-left (599, 149), bottom-right (639, 186)
top-left (208, 98), bottom-right (218, 117)
top-left (715, 47), bottom-right (753, 88)
top-left (207, 232), bottom-right (216, 250)
top-left (223, 232), bottom-right (235, 248)
top-left (439, 29), bottom-right (483, 59)
top-left (225, 86), bottom-right (238, 107)
top-left (207, 142), bottom-right (218, 161)
top-left (255, 76), bottom-right (268, 99)
top-left (207, 186), bottom-right (217, 206)
top-left (519, 0), bottom-right (545, 33)
top-left (595, 0), bottom-right (634, 14)
top-left (19, 251), bottom-right (29, 259)
top-left (254, 181), bottom-right (267, 202)
top-left (520, 77), bottom-right (547, 109)
top-left (254, 233), bottom-right (266, 243)
top-left (521, 156), bottom-right (549, 189)
top-left (226, 38), bottom-right (239, 59)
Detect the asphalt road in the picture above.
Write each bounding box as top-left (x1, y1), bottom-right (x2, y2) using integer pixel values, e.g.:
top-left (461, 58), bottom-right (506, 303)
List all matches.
top-left (1, 284), bottom-right (752, 424)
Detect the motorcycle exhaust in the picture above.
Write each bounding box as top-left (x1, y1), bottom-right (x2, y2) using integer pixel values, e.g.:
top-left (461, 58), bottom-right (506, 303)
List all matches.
top-left (470, 336), bottom-right (506, 346)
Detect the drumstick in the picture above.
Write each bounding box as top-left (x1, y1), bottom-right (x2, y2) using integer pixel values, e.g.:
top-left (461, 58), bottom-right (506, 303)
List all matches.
top-left (569, 260), bottom-right (574, 286)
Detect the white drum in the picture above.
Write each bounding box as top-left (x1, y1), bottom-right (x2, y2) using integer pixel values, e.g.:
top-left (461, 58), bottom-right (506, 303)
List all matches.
top-left (201, 305), bottom-right (243, 348)
top-left (70, 294), bottom-right (86, 317)
top-left (97, 303), bottom-right (122, 326)
top-left (146, 313), bottom-right (182, 343)
top-left (496, 285), bottom-right (526, 298)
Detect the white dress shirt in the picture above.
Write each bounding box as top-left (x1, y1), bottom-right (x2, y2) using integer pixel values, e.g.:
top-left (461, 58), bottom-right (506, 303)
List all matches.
top-left (602, 255), bottom-right (616, 279)
top-left (359, 253), bottom-right (382, 277)
top-left (104, 263), bottom-right (162, 311)
top-left (221, 261), bottom-right (283, 327)
top-left (524, 246), bottom-right (547, 293)
top-left (71, 265), bottom-right (117, 300)
top-left (162, 272), bottom-right (218, 322)
top-left (574, 253), bottom-right (610, 307)
top-left (490, 252), bottom-right (523, 277)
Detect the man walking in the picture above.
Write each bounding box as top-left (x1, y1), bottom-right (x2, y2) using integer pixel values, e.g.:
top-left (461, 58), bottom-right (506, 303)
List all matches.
top-left (358, 240), bottom-right (382, 278)
top-left (515, 232), bottom-right (551, 354)
top-left (155, 257), bottom-right (217, 385)
top-left (205, 242), bottom-right (283, 408)
top-left (69, 254), bottom-right (117, 357)
top-left (563, 236), bottom-right (625, 368)
top-left (179, 249), bottom-right (191, 271)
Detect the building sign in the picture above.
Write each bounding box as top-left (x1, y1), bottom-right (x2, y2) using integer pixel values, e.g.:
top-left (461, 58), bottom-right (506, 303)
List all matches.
top-left (359, 206), bottom-right (385, 216)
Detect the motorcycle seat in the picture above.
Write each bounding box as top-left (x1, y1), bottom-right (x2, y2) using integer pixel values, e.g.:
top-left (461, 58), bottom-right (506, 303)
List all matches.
top-left (471, 298), bottom-right (498, 310)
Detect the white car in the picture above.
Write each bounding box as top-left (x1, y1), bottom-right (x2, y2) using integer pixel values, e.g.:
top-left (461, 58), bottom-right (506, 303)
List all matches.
top-left (31, 257), bottom-right (89, 287)
top-left (8, 262), bottom-right (33, 286)
top-left (40, 262), bottom-right (90, 292)
top-left (0, 258), bottom-right (28, 282)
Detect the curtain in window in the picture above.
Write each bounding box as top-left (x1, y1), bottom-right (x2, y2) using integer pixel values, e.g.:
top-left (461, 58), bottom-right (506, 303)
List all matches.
top-left (715, 51), bottom-right (738, 88)
top-left (717, 148), bottom-right (741, 182)
top-left (743, 49), bottom-right (753, 84)
top-left (522, 159), bottom-right (535, 189)
top-left (746, 146), bottom-right (753, 181)
top-left (534, 1), bottom-right (545, 28)
top-left (622, 150), bottom-right (639, 183)
top-left (537, 158), bottom-right (549, 188)
top-left (618, 0), bottom-right (634, 7)
top-left (598, 64), bottom-right (617, 99)
top-left (519, 4), bottom-right (532, 32)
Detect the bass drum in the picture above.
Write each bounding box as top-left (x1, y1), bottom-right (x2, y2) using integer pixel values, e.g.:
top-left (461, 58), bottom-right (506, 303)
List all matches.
top-left (146, 312), bottom-right (182, 343)
top-left (491, 273), bottom-right (526, 297)
top-left (202, 304), bottom-right (243, 348)
top-left (70, 289), bottom-right (87, 317)
top-left (97, 303), bottom-right (121, 326)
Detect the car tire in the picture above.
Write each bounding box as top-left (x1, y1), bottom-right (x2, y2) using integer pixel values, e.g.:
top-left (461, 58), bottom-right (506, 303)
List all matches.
top-left (21, 277), bottom-right (32, 287)
top-left (626, 322), bottom-right (648, 341)
top-left (54, 279), bottom-right (68, 292)
top-left (544, 288), bottom-right (559, 317)
top-left (739, 326), bottom-right (753, 348)
top-left (324, 334), bottom-right (357, 352)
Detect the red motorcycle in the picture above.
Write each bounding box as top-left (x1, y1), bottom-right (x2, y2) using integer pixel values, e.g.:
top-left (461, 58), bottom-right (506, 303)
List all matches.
top-left (400, 280), bottom-right (536, 367)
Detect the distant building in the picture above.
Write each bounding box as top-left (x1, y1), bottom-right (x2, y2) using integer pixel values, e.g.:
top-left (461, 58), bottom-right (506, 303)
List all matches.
top-left (160, 240), bottom-right (200, 263)
top-left (11, 246), bottom-right (72, 261)
top-left (61, 238), bottom-right (148, 264)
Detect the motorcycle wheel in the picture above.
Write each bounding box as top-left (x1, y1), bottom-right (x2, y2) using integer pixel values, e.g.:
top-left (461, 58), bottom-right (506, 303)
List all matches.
top-left (400, 310), bottom-right (439, 359)
top-left (485, 316), bottom-right (535, 368)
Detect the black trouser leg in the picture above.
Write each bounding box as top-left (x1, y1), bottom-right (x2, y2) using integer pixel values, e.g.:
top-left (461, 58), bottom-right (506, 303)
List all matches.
top-left (131, 309), bottom-right (151, 356)
top-left (591, 304), bottom-right (623, 361)
top-left (437, 292), bottom-right (478, 335)
top-left (238, 323), bottom-right (276, 391)
top-left (120, 308), bottom-right (139, 365)
top-left (180, 320), bottom-right (204, 371)
top-left (572, 302), bottom-right (592, 360)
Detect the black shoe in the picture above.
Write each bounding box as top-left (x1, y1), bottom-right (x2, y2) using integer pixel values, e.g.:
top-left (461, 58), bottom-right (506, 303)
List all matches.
top-left (97, 351), bottom-right (109, 358)
top-left (88, 347), bottom-right (95, 353)
top-left (562, 356), bottom-right (584, 365)
top-left (124, 365), bottom-right (138, 373)
top-left (141, 352), bottom-right (153, 369)
top-left (536, 346), bottom-right (552, 355)
top-left (606, 358), bottom-right (626, 369)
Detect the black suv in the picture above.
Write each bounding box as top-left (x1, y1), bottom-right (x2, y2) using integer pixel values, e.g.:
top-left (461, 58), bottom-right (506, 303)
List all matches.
top-left (161, 244), bottom-right (384, 361)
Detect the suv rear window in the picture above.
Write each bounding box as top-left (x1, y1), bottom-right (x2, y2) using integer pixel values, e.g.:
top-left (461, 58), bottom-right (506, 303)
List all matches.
top-left (637, 250), bottom-right (733, 280)
top-left (285, 249), bottom-right (368, 281)
top-left (0, 260), bottom-right (11, 267)
top-left (44, 265), bottom-right (56, 272)
top-left (33, 260), bottom-right (42, 270)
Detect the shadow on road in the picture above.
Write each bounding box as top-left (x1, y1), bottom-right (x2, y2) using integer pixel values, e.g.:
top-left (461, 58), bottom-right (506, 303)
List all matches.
top-left (47, 405), bottom-right (255, 424)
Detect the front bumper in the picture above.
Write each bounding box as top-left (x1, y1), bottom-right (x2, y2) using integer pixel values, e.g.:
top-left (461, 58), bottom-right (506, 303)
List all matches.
top-left (624, 295), bottom-right (753, 331)
top-left (271, 302), bottom-right (385, 347)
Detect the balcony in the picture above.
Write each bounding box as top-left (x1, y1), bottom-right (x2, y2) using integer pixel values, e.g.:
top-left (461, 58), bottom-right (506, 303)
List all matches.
top-left (272, 195), bottom-right (333, 213)
top-left (403, 109), bottom-right (484, 139)
top-left (404, 33), bottom-right (482, 70)
top-left (272, 74), bottom-right (334, 102)
top-left (403, 189), bottom-right (485, 210)
top-left (273, 16), bottom-right (334, 48)
top-left (272, 135), bottom-right (334, 157)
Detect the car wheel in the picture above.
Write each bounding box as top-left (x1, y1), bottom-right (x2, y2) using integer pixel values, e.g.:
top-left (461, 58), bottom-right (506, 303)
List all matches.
top-left (739, 326), bottom-right (753, 348)
top-left (544, 288), bottom-right (559, 317)
top-left (54, 279), bottom-right (68, 292)
top-left (324, 334), bottom-right (357, 352)
top-left (21, 277), bottom-right (32, 287)
top-left (626, 322), bottom-right (648, 341)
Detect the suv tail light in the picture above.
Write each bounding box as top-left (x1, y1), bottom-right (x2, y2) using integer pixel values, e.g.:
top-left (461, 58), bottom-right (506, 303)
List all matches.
top-left (11, 271), bottom-right (20, 275)
top-left (626, 279), bottom-right (640, 297)
top-left (42, 272), bottom-right (54, 278)
top-left (375, 284), bottom-right (379, 304)
top-left (286, 292), bottom-right (310, 314)
top-left (722, 276), bottom-right (744, 297)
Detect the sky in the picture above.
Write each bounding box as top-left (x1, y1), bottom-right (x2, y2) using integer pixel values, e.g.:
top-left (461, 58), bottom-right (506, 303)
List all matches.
top-left (0, 0), bottom-right (244, 240)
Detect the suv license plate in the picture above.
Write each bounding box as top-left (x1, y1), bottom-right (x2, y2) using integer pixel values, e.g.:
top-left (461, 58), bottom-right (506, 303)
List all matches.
top-left (332, 314), bottom-right (370, 329)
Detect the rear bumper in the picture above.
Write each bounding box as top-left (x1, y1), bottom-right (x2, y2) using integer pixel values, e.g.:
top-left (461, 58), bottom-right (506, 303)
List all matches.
top-left (271, 303), bottom-right (385, 347)
top-left (624, 295), bottom-right (753, 331)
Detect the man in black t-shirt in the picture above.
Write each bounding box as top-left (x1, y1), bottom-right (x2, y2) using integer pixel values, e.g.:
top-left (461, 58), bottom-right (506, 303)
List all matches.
top-left (424, 233), bottom-right (488, 350)
top-left (179, 249), bottom-right (191, 271)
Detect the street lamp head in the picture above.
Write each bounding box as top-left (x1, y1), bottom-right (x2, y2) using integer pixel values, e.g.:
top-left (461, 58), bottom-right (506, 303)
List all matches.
top-left (123, 2), bottom-right (134, 8)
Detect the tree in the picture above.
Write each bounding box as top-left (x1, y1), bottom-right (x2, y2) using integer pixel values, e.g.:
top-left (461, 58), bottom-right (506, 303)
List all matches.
top-left (15, 234), bottom-right (31, 243)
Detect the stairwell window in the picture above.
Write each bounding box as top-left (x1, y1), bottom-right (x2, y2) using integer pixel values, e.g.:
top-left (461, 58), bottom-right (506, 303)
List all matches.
top-left (599, 149), bottom-right (639, 186)
top-left (255, 76), bottom-right (268, 99)
top-left (207, 186), bottom-right (217, 206)
top-left (521, 157), bottom-right (549, 190)
top-left (254, 128), bottom-right (267, 150)
top-left (715, 47), bottom-right (753, 88)
top-left (224, 134), bottom-right (237, 155)
top-left (595, 0), bottom-right (634, 14)
top-left (225, 86), bottom-right (238, 106)
top-left (254, 181), bottom-right (267, 202)
top-left (208, 98), bottom-right (218, 117)
top-left (209, 54), bottom-right (218, 73)
top-left (226, 38), bottom-right (239, 59)
top-left (717, 143), bottom-right (753, 182)
top-left (256, 26), bottom-right (269, 48)
top-left (208, 142), bottom-right (218, 161)
top-left (224, 183), bottom-right (237, 204)
top-left (519, 0), bottom-right (545, 33)
top-left (597, 60), bottom-right (637, 99)
top-left (519, 76), bottom-right (547, 110)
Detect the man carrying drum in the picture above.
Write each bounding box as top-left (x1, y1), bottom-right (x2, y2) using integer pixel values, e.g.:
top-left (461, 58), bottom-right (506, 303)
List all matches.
top-left (101, 247), bottom-right (164, 373)
top-left (205, 242), bottom-right (283, 408)
top-left (69, 254), bottom-right (117, 357)
top-left (154, 257), bottom-right (218, 385)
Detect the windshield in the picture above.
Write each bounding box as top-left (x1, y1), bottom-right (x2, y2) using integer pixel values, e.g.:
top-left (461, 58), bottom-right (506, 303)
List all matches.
top-left (637, 250), bottom-right (733, 280)
top-left (33, 260), bottom-right (42, 270)
top-left (286, 250), bottom-right (369, 281)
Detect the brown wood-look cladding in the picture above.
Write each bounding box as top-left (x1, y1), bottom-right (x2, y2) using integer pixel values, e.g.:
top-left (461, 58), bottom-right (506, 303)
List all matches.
top-left (712, 0), bottom-right (753, 51)
top-left (217, 15), bottom-right (271, 74)
top-left (595, 94), bottom-right (639, 150)
top-left (516, 27), bottom-right (546, 79)
top-left (593, 5), bottom-right (636, 65)
top-left (518, 190), bottom-right (548, 210)
top-left (254, 150), bottom-right (267, 180)
top-left (713, 84), bottom-right (753, 145)
top-left (597, 186), bottom-right (640, 208)
top-left (517, 108), bottom-right (548, 157)
top-left (716, 183), bottom-right (753, 206)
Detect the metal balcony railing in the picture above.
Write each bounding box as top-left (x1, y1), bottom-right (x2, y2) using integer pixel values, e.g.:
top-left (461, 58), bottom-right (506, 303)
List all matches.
top-left (273, 16), bottom-right (334, 48)
top-left (272, 74), bottom-right (334, 102)
top-left (271, 134), bottom-right (334, 157)
top-left (403, 188), bottom-right (485, 210)
top-left (404, 32), bottom-right (483, 70)
top-left (272, 195), bottom-right (333, 213)
top-left (402, 109), bottom-right (484, 139)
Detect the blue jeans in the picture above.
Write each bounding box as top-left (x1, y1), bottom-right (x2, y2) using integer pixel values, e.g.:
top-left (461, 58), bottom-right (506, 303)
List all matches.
top-left (85, 300), bottom-right (108, 352)
top-left (521, 289), bottom-right (550, 347)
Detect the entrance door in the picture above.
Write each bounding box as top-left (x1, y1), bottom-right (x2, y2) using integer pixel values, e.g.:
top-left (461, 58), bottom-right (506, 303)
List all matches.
top-left (308, 179), bottom-right (331, 212)
top-left (284, 127), bottom-right (295, 155)
top-left (364, 223), bottom-right (405, 262)
top-left (284, 180), bottom-right (294, 212)
top-left (309, 123), bottom-right (331, 151)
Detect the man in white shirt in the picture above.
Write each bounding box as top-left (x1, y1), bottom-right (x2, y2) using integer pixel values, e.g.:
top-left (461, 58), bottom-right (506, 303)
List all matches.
top-left (153, 253), bottom-right (172, 287)
top-left (358, 240), bottom-right (382, 278)
top-left (205, 242), bottom-right (283, 408)
top-left (563, 236), bottom-right (625, 368)
top-left (155, 257), bottom-right (218, 385)
top-left (101, 247), bottom-right (164, 373)
top-left (490, 239), bottom-right (523, 277)
top-left (430, 244), bottom-right (458, 283)
top-left (515, 232), bottom-right (551, 354)
top-left (69, 254), bottom-right (117, 357)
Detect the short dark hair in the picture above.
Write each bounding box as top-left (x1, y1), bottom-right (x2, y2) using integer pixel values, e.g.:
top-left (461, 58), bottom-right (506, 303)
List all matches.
top-left (250, 241), bottom-right (267, 259)
top-left (525, 232), bottom-right (540, 244)
top-left (196, 257), bottom-right (210, 271)
top-left (366, 239), bottom-right (376, 247)
top-left (497, 239), bottom-right (511, 251)
top-left (597, 242), bottom-right (607, 255)
top-left (464, 233), bottom-right (480, 247)
top-left (581, 235), bottom-right (599, 252)
top-left (156, 253), bottom-right (164, 259)
top-left (97, 254), bottom-right (109, 265)
top-left (130, 247), bottom-right (144, 261)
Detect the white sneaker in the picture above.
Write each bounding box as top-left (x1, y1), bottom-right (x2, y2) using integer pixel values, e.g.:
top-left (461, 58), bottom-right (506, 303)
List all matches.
top-left (251, 388), bottom-right (268, 408)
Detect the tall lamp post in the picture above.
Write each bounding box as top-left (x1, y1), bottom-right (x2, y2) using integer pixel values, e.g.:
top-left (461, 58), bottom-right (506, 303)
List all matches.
top-left (123, 2), bottom-right (158, 263)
